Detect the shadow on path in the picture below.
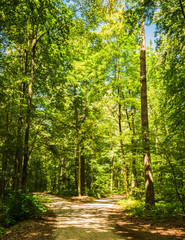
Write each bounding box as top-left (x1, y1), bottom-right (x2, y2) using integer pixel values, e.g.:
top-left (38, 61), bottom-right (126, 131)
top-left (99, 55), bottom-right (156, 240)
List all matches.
top-left (109, 213), bottom-right (185, 240)
top-left (1, 194), bottom-right (185, 240)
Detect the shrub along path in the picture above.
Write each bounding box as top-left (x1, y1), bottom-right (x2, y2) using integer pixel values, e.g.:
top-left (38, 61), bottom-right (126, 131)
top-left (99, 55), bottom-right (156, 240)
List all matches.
top-left (1, 193), bottom-right (185, 240)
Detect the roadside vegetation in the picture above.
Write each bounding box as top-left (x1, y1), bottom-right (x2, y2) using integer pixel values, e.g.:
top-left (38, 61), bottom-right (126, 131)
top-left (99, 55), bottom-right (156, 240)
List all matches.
top-left (118, 198), bottom-right (184, 223)
top-left (0, 191), bottom-right (48, 235)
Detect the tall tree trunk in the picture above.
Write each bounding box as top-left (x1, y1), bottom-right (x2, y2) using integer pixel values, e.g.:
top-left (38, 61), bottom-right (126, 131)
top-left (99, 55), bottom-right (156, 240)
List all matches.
top-left (77, 145), bottom-right (81, 196)
top-left (81, 151), bottom-right (87, 195)
top-left (140, 0), bottom-right (155, 206)
top-left (117, 168), bottom-right (121, 191)
top-left (22, 38), bottom-right (36, 188)
top-left (155, 127), bottom-right (162, 181)
top-left (121, 90), bottom-right (139, 193)
top-left (130, 106), bottom-right (139, 192)
top-left (110, 155), bottom-right (114, 192)
top-left (14, 121), bottom-right (23, 190)
top-left (81, 146), bottom-right (86, 195)
top-left (58, 158), bottom-right (64, 190)
top-left (115, 65), bottom-right (129, 197)
top-left (81, 98), bottom-right (86, 195)
top-left (1, 153), bottom-right (7, 199)
top-left (74, 145), bottom-right (78, 190)
top-left (0, 113), bottom-right (9, 199)
top-left (110, 140), bottom-right (114, 192)
top-left (74, 86), bottom-right (81, 196)
top-left (90, 126), bottom-right (95, 192)
top-left (118, 102), bottom-right (128, 197)
top-left (14, 48), bottom-right (28, 190)
top-left (84, 158), bottom-right (87, 195)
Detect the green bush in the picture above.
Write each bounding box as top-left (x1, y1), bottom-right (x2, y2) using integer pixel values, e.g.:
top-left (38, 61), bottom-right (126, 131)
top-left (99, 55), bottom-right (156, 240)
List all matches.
top-left (118, 198), bottom-right (144, 212)
top-left (5, 191), bottom-right (47, 226)
top-left (89, 179), bottom-right (111, 198)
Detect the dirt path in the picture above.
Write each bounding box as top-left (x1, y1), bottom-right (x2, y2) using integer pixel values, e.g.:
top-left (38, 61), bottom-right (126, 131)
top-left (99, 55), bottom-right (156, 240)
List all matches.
top-left (1, 194), bottom-right (185, 240)
top-left (46, 194), bottom-right (124, 240)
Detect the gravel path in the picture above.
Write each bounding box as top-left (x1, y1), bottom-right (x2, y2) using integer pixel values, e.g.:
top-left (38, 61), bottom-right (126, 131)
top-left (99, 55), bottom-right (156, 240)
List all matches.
top-left (46, 194), bottom-right (124, 240)
top-left (1, 194), bottom-right (185, 240)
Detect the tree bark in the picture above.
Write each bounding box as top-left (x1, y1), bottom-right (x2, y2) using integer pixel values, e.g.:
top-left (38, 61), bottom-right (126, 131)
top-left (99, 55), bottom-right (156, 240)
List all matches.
top-left (121, 90), bottom-right (138, 193)
top-left (22, 37), bottom-right (36, 189)
top-left (74, 86), bottom-right (81, 196)
top-left (81, 98), bottom-right (87, 195)
top-left (14, 122), bottom-right (23, 190)
top-left (131, 106), bottom-right (139, 192)
top-left (81, 146), bottom-right (86, 195)
top-left (140, 0), bottom-right (155, 206)
top-left (0, 113), bottom-right (9, 199)
top-left (115, 64), bottom-right (129, 197)
top-left (77, 146), bottom-right (81, 196)
top-left (14, 48), bottom-right (28, 190)
top-left (117, 168), bottom-right (121, 190)
top-left (110, 155), bottom-right (114, 192)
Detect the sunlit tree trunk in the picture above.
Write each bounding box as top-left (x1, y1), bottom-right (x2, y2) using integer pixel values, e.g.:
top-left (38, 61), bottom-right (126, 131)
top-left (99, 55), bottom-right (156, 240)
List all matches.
top-left (140, 0), bottom-right (155, 206)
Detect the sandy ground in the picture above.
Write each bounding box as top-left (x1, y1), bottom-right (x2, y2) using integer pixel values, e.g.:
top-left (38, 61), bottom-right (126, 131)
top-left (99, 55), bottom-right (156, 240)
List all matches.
top-left (1, 193), bottom-right (185, 240)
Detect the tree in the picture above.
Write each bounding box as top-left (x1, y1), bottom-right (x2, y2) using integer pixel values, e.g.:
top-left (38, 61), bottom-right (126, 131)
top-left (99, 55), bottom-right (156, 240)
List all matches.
top-left (140, 0), bottom-right (155, 206)
top-left (0, 0), bottom-right (72, 192)
top-left (152, 0), bottom-right (185, 211)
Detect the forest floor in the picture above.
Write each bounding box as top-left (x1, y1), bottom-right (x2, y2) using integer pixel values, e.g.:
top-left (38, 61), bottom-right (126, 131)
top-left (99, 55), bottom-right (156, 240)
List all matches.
top-left (0, 193), bottom-right (185, 240)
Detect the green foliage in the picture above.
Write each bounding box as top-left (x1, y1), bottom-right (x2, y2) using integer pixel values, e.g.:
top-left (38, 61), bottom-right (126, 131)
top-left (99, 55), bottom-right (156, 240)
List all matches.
top-left (88, 179), bottom-right (111, 198)
top-left (55, 189), bottom-right (78, 197)
top-left (118, 198), bottom-right (183, 221)
top-left (5, 192), bottom-right (47, 226)
top-left (0, 226), bottom-right (6, 235)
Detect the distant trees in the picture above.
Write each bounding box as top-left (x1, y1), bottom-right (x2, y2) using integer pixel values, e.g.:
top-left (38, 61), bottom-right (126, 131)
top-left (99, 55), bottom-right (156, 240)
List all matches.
top-left (0, 0), bottom-right (72, 194)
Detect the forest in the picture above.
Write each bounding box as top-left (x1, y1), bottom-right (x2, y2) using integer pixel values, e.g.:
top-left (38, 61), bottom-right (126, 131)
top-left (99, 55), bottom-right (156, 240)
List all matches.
top-left (0, 0), bottom-right (185, 219)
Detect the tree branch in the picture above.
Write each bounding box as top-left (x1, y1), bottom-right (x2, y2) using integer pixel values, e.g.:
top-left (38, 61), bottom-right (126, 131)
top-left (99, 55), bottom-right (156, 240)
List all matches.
top-left (36, 30), bottom-right (48, 45)
top-left (179, 0), bottom-right (185, 20)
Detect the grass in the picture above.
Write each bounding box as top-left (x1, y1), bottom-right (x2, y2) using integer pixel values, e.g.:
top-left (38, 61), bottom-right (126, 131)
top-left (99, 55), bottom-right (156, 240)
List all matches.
top-left (117, 198), bottom-right (184, 221)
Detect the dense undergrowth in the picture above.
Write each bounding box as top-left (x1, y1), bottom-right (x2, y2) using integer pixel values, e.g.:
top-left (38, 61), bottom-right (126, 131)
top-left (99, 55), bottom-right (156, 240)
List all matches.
top-left (53, 187), bottom-right (114, 198)
top-left (0, 191), bottom-right (47, 235)
top-left (118, 198), bottom-right (184, 221)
